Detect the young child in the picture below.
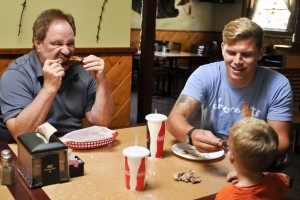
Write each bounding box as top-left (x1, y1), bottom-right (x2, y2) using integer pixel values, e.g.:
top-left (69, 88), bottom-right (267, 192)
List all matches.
top-left (216, 117), bottom-right (290, 200)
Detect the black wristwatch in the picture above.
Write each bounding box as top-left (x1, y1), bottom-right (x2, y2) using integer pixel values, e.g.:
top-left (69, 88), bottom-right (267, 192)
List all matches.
top-left (186, 127), bottom-right (197, 146)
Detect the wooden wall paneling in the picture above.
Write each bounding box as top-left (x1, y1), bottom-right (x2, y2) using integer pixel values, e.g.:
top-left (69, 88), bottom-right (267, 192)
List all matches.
top-left (105, 56), bottom-right (132, 92)
top-left (0, 54), bottom-right (26, 76)
top-left (131, 29), bottom-right (290, 55)
top-left (83, 55), bottom-right (132, 128)
top-left (103, 56), bottom-right (118, 73)
top-left (0, 59), bottom-right (14, 76)
top-left (130, 30), bottom-right (142, 50)
top-left (110, 98), bottom-right (131, 128)
top-left (105, 55), bottom-right (132, 128)
top-left (110, 74), bottom-right (132, 127)
top-left (131, 29), bottom-right (223, 53)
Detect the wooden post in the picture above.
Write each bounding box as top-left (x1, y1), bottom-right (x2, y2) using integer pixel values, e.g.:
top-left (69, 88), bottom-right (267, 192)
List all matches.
top-left (137, 0), bottom-right (157, 123)
top-left (293, 1), bottom-right (300, 47)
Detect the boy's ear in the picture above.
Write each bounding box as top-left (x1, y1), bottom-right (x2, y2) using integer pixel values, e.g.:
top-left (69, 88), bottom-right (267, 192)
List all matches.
top-left (228, 150), bottom-right (234, 164)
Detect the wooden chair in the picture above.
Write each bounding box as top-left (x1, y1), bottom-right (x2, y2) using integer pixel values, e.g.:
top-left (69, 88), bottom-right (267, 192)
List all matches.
top-left (270, 67), bottom-right (300, 152)
top-left (258, 54), bottom-right (283, 68)
top-left (154, 40), bottom-right (165, 52)
top-left (190, 44), bottom-right (209, 55)
top-left (207, 41), bottom-right (223, 62)
top-left (153, 41), bottom-right (182, 96)
top-left (174, 44), bottom-right (210, 95)
top-left (153, 40), bottom-right (169, 94)
top-left (167, 41), bottom-right (181, 53)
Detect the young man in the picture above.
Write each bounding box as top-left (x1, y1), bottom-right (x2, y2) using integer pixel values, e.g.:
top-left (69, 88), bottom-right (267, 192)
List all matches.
top-left (167, 18), bottom-right (292, 160)
top-left (0, 9), bottom-right (114, 142)
top-left (216, 118), bottom-right (290, 199)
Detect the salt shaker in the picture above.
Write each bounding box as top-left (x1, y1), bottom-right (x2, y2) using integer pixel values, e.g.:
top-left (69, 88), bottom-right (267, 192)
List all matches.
top-left (1, 153), bottom-right (15, 185)
top-left (1, 149), bottom-right (11, 158)
top-left (1, 149), bottom-right (12, 182)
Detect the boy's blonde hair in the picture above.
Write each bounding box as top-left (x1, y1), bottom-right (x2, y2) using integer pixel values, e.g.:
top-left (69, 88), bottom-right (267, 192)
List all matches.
top-left (222, 17), bottom-right (264, 49)
top-left (228, 117), bottom-right (278, 172)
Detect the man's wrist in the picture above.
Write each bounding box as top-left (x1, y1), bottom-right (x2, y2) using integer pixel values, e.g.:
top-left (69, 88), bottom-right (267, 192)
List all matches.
top-left (186, 127), bottom-right (197, 146)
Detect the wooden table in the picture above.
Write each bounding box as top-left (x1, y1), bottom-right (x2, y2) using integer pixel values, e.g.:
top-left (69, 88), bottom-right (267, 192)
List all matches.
top-left (135, 50), bottom-right (208, 67)
top-left (1, 125), bottom-right (233, 200)
top-left (154, 51), bottom-right (207, 59)
top-left (154, 51), bottom-right (209, 73)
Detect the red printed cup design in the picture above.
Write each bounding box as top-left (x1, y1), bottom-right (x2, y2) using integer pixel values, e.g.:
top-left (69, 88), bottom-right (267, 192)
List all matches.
top-left (145, 113), bottom-right (167, 158)
top-left (123, 146), bottom-right (150, 191)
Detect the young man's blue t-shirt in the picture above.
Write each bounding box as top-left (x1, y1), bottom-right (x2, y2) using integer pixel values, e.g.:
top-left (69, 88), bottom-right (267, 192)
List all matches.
top-left (181, 61), bottom-right (293, 138)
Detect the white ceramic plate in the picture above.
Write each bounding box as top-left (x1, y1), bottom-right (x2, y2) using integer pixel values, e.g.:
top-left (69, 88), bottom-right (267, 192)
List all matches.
top-left (172, 143), bottom-right (224, 161)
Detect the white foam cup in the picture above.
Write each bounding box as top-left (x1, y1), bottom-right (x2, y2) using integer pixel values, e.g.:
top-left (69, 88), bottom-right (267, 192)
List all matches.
top-left (123, 146), bottom-right (150, 191)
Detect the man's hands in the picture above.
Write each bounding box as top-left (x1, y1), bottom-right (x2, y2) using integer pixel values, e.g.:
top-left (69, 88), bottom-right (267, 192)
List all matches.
top-left (43, 59), bottom-right (65, 93)
top-left (167, 94), bottom-right (223, 153)
top-left (191, 129), bottom-right (223, 153)
top-left (82, 55), bottom-right (106, 81)
top-left (43, 55), bottom-right (106, 93)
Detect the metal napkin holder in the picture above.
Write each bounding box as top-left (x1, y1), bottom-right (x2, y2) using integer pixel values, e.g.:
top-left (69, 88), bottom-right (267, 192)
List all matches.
top-left (17, 123), bottom-right (69, 188)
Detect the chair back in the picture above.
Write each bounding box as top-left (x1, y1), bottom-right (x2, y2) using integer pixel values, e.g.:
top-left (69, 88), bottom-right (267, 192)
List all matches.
top-left (167, 41), bottom-right (181, 52)
top-left (154, 40), bottom-right (165, 52)
top-left (207, 41), bottom-right (223, 62)
top-left (259, 54), bottom-right (283, 68)
top-left (190, 44), bottom-right (208, 55)
top-left (270, 67), bottom-right (300, 112)
top-left (270, 67), bottom-right (300, 154)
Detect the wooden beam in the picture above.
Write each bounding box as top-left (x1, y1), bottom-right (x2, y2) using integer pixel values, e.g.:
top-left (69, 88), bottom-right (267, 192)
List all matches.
top-left (137, 0), bottom-right (157, 123)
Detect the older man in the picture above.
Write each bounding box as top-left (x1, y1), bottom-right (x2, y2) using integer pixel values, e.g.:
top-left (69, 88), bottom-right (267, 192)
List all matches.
top-left (0, 9), bottom-right (114, 142)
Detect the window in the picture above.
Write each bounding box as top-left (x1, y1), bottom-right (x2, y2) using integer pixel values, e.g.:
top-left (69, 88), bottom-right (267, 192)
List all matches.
top-left (251, 0), bottom-right (294, 32)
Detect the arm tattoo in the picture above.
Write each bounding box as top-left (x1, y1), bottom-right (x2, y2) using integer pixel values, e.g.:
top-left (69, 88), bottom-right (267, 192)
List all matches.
top-left (175, 94), bottom-right (201, 118)
top-left (176, 94), bottom-right (191, 104)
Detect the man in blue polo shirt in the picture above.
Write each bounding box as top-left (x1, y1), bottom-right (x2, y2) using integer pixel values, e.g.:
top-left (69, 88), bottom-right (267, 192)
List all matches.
top-left (0, 9), bottom-right (114, 142)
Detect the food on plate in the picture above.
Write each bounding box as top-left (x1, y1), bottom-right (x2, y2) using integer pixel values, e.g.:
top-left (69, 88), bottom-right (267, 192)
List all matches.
top-left (61, 56), bottom-right (84, 67)
top-left (220, 138), bottom-right (228, 146)
top-left (183, 149), bottom-right (208, 158)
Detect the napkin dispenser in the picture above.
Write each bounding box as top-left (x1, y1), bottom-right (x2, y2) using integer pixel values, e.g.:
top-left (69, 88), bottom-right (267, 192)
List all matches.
top-left (17, 123), bottom-right (69, 188)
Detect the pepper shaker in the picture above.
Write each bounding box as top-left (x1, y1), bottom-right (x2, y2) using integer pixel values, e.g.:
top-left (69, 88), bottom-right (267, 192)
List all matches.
top-left (1, 153), bottom-right (15, 185)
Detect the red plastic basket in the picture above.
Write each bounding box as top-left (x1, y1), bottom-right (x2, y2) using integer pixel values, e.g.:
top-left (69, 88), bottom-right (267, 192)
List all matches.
top-left (65, 132), bottom-right (118, 150)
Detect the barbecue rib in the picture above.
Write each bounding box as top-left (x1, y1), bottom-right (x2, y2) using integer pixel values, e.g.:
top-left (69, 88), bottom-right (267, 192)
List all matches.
top-left (61, 56), bottom-right (84, 67)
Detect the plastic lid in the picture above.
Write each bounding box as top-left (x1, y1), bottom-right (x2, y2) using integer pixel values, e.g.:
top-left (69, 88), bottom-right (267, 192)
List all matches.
top-left (145, 113), bottom-right (167, 122)
top-left (123, 146), bottom-right (150, 158)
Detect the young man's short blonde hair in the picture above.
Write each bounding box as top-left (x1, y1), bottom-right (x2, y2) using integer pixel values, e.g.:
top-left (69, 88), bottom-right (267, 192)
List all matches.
top-left (222, 17), bottom-right (264, 49)
top-left (228, 117), bottom-right (278, 172)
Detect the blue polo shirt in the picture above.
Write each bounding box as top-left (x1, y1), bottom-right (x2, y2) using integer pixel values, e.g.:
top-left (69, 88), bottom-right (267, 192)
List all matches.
top-left (0, 49), bottom-right (96, 135)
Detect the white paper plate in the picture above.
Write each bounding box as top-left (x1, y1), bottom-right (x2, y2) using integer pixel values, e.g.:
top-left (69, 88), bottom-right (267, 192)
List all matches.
top-left (172, 143), bottom-right (224, 161)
